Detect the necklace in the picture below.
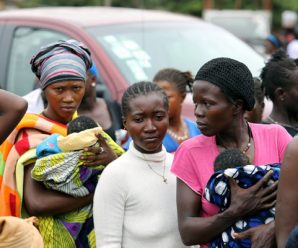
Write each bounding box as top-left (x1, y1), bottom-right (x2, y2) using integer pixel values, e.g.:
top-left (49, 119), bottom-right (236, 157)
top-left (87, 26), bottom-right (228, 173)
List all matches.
top-left (217, 122), bottom-right (252, 154)
top-left (142, 154), bottom-right (168, 184)
top-left (167, 124), bottom-right (189, 142)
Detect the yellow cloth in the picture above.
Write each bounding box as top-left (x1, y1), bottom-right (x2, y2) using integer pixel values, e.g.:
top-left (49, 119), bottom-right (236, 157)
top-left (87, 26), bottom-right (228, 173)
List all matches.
top-left (57, 127), bottom-right (103, 152)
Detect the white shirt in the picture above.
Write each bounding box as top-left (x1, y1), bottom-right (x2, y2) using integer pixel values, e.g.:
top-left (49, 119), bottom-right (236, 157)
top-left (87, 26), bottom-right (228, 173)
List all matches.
top-left (93, 143), bottom-right (187, 248)
top-left (23, 88), bottom-right (44, 113)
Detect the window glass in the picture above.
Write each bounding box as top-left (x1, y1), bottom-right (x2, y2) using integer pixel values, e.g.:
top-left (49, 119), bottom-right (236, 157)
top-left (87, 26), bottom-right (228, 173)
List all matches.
top-left (87, 22), bottom-right (265, 85)
top-left (7, 27), bottom-right (69, 95)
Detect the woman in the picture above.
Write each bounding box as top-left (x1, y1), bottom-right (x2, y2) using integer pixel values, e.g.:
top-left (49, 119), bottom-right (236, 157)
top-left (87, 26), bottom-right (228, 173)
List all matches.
top-left (78, 63), bottom-right (123, 142)
top-left (244, 77), bottom-right (265, 123)
top-left (276, 136), bottom-right (298, 247)
top-left (123, 68), bottom-right (200, 153)
top-left (93, 81), bottom-right (186, 247)
top-left (0, 90), bottom-right (27, 144)
top-left (171, 57), bottom-right (292, 247)
top-left (0, 40), bottom-right (119, 247)
top-left (153, 68), bottom-right (201, 152)
top-left (260, 49), bottom-right (298, 136)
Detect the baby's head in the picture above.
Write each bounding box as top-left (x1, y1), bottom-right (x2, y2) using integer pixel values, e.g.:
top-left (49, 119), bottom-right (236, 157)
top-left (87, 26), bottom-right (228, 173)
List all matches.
top-left (67, 116), bottom-right (98, 134)
top-left (214, 149), bottom-right (250, 171)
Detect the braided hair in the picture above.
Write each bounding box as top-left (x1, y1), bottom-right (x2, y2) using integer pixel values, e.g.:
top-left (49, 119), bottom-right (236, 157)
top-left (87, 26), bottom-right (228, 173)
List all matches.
top-left (260, 49), bottom-right (298, 102)
top-left (153, 68), bottom-right (194, 94)
top-left (121, 81), bottom-right (169, 118)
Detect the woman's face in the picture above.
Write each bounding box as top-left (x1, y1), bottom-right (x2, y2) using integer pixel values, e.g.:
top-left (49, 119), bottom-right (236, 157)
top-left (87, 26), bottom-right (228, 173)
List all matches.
top-left (123, 93), bottom-right (169, 154)
top-left (43, 80), bottom-right (85, 124)
top-left (154, 80), bottom-right (185, 119)
top-left (244, 100), bottom-right (264, 123)
top-left (193, 80), bottom-right (236, 136)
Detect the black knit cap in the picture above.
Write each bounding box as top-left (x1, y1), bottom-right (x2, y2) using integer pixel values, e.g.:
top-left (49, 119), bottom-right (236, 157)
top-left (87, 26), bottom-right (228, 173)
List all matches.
top-left (195, 57), bottom-right (255, 111)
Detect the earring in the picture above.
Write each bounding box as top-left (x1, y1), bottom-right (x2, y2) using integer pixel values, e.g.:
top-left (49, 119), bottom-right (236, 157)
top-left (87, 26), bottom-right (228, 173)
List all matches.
top-left (91, 82), bottom-right (96, 87)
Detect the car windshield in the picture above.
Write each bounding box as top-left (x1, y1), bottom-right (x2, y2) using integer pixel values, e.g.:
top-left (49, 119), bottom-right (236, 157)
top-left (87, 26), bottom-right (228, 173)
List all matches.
top-left (87, 21), bottom-right (265, 84)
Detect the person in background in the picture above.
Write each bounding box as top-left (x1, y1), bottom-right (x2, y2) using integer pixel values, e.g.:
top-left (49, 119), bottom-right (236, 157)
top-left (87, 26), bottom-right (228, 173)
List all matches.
top-left (93, 81), bottom-right (187, 248)
top-left (261, 49), bottom-right (298, 136)
top-left (244, 77), bottom-right (265, 123)
top-left (264, 34), bottom-right (283, 58)
top-left (122, 68), bottom-right (201, 153)
top-left (0, 40), bottom-right (119, 248)
top-left (171, 57), bottom-right (292, 248)
top-left (153, 68), bottom-right (201, 152)
top-left (78, 64), bottom-right (123, 142)
top-left (287, 26), bottom-right (298, 59)
top-left (0, 90), bottom-right (27, 144)
top-left (276, 136), bottom-right (298, 247)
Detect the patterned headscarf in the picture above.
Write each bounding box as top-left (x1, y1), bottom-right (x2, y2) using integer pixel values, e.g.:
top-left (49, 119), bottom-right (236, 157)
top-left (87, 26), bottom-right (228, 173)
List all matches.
top-left (30, 39), bottom-right (92, 90)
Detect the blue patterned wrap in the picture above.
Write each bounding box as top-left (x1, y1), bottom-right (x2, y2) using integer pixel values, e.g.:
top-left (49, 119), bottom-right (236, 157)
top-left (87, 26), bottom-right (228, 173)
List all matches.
top-left (204, 163), bottom-right (280, 248)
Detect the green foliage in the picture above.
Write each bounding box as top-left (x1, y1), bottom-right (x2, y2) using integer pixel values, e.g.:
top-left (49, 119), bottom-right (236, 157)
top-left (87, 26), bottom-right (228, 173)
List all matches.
top-left (14, 0), bottom-right (298, 29)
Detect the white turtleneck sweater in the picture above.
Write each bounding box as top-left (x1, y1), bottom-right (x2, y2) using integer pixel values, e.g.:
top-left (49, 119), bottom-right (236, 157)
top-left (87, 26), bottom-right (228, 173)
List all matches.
top-left (93, 143), bottom-right (187, 248)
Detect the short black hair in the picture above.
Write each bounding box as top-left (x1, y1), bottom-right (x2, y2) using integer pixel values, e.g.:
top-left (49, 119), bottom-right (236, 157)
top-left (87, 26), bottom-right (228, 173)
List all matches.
top-left (67, 116), bottom-right (98, 134)
top-left (153, 68), bottom-right (193, 93)
top-left (260, 49), bottom-right (297, 102)
top-left (121, 81), bottom-right (169, 118)
top-left (214, 149), bottom-right (250, 171)
top-left (253, 77), bottom-right (265, 104)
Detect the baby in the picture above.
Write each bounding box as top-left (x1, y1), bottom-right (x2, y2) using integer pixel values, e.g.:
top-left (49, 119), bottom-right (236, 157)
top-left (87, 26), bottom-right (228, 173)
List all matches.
top-left (31, 116), bottom-right (124, 247)
top-left (204, 149), bottom-right (279, 248)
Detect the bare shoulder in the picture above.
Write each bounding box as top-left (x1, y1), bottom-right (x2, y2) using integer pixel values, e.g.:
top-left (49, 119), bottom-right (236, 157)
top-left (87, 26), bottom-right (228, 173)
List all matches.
top-left (285, 136), bottom-right (298, 154)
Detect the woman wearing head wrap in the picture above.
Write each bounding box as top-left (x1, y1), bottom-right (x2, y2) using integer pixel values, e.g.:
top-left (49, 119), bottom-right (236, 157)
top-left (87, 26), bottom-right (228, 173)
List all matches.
top-left (171, 57), bottom-right (292, 248)
top-left (0, 40), bottom-right (121, 247)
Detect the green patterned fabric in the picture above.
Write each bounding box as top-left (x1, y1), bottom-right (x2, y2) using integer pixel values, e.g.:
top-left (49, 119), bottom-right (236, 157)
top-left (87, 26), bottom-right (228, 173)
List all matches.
top-left (32, 131), bottom-right (124, 248)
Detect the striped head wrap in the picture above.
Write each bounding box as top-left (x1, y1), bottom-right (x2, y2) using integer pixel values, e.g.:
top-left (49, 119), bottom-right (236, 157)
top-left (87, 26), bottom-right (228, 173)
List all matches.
top-left (30, 39), bottom-right (92, 89)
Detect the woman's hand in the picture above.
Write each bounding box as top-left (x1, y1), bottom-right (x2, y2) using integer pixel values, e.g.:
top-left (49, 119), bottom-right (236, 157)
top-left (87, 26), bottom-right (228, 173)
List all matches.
top-left (234, 221), bottom-right (276, 248)
top-left (80, 133), bottom-right (118, 166)
top-left (227, 170), bottom-right (278, 219)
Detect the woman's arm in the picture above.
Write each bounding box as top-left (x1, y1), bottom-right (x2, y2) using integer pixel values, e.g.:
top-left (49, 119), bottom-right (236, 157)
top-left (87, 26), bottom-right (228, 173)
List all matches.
top-left (276, 137), bottom-right (298, 248)
top-left (177, 179), bottom-right (238, 245)
top-left (177, 170), bottom-right (277, 246)
top-left (23, 164), bottom-right (93, 216)
top-left (0, 90), bottom-right (27, 144)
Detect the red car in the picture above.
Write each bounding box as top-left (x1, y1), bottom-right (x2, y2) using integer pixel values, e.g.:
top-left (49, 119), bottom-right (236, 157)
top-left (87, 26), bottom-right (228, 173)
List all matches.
top-left (0, 7), bottom-right (265, 119)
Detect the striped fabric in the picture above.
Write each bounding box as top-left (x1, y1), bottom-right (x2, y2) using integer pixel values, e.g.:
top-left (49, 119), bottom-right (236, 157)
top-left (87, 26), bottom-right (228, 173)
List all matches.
top-left (31, 130), bottom-right (124, 248)
top-left (30, 39), bottom-right (92, 89)
top-left (0, 113), bottom-right (67, 217)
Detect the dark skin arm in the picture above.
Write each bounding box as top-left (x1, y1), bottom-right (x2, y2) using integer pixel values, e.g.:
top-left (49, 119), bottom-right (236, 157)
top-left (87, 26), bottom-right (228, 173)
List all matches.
top-left (177, 170), bottom-right (277, 246)
top-left (276, 137), bottom-right (298, 248)
top-left (24, 133), bottom-right (118, 216)
top-left (24, 164), bottom-right (94, 216)
top-left (0, 90), bottom-right (27, 144)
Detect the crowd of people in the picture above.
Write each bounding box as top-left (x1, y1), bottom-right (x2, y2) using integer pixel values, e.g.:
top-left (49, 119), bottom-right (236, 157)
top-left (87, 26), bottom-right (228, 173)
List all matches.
top-left (0, 37), bottom-right (298, 248)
